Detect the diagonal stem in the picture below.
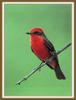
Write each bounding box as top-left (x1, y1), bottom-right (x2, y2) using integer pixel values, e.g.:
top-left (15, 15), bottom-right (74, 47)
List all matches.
top-left (16, 62), bottom-right (44, 85)
top-left (16, 43), bottom-right (71, 85)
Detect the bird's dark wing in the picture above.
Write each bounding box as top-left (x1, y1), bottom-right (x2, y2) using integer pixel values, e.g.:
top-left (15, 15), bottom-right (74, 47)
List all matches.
top-left (43, 34), bottom-right (56, 53)
top-left (43, 34), bottom-right (59, 68)
top-left (43, 34), bottom-right (66, 79)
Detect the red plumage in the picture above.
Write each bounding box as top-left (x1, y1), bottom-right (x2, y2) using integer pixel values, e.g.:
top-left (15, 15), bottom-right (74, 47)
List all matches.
top-left (27, 28), bottom-right (66, 80)
top-left (30, 34), bottom-right (56, 68)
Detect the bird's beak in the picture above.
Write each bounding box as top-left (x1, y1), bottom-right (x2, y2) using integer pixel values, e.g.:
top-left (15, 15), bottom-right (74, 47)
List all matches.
top-left (26, 32), bottom-right (30, 35)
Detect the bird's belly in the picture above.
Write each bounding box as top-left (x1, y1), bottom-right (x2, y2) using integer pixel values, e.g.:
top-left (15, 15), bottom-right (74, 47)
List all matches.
top-left (32, 43), bottom-right (50, 61)
top-left (32, 45), bottom-right (57, 68)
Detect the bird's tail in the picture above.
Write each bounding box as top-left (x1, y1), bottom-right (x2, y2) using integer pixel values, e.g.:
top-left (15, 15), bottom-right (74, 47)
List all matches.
top-left (54, 66), bottom-right (66, 80)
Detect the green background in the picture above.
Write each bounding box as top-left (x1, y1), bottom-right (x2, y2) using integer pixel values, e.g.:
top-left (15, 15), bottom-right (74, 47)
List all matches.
top-left (4, 4), bottom-right (72, 96)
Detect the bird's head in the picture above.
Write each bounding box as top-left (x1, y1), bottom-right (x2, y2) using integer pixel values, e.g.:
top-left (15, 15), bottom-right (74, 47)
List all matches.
top-left (26, 28), bottom-right (44, 36)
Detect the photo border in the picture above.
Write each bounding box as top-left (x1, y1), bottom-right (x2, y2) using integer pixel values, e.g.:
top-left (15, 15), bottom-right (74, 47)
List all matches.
top-left (0, 0), bottom-right (75, 100)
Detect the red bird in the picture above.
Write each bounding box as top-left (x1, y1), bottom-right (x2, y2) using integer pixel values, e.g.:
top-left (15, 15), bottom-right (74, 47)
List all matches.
top-left (26, 28), bottom-right (66, 80)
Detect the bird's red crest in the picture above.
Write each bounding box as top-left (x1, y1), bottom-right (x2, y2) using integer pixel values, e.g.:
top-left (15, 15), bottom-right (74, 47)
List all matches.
top-left (30, 28), bottom-right (43, 33)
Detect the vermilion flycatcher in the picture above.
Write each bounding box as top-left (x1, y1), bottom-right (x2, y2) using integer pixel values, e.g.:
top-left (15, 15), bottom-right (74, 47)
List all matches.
top-left (26, 28), bottom-right (66, 80)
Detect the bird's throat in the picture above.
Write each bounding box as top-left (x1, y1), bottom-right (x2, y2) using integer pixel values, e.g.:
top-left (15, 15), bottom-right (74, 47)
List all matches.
top-left (30, 35), bottom-right (44, 45)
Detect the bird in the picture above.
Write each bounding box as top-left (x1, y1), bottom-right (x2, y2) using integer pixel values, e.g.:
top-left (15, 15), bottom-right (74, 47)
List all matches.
top-left (26, 28), bottom-right (66, 80)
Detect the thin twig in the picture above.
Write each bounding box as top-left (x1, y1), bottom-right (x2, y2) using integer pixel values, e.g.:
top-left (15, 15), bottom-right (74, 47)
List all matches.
top-left (16, 43), bottom-right (71, 85)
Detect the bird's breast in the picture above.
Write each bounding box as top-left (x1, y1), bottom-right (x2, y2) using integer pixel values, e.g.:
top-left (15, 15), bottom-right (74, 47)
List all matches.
top-left (30, 35), bottom-right (50, 61)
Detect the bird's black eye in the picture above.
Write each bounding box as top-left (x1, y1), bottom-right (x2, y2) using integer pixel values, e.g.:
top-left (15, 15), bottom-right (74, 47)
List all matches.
top-left (33, 31), bottom-right (42, 35)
